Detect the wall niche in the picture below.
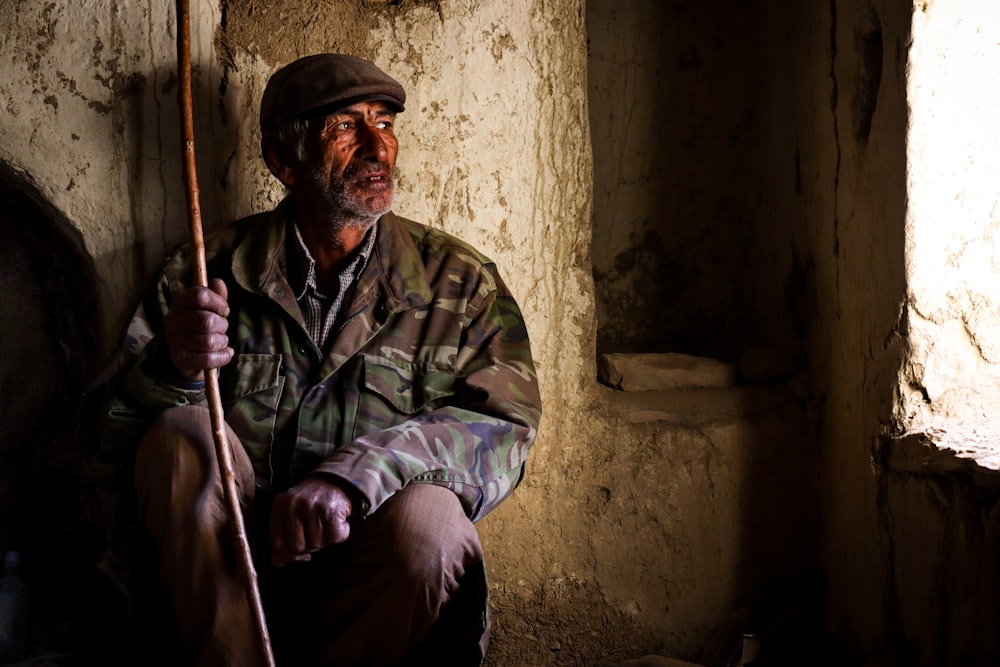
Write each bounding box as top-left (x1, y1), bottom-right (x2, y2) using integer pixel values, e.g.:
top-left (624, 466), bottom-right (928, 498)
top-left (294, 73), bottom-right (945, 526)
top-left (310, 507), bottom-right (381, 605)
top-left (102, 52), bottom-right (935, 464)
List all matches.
top-left (588, 0), bottom-right (766, 363)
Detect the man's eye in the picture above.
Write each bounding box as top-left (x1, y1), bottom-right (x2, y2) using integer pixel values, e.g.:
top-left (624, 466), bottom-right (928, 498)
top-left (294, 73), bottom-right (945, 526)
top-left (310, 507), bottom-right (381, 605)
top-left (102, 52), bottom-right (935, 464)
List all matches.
top-left (376, 120), bottom-right (393, 130)
top-left (335, 121), bottom-right (352, 131)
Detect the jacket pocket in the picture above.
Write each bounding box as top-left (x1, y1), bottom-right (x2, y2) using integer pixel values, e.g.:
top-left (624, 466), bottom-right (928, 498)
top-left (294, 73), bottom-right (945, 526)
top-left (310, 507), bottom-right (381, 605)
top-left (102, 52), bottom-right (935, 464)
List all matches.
top-left (219, 354), bottom-right (284, 470)
top-left (353, 355), bottom-right (456, 437)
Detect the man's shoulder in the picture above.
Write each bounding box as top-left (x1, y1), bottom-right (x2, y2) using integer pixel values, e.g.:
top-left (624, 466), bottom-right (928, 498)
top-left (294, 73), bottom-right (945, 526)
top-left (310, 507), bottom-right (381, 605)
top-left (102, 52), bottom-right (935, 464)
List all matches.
top-left (383, 212), bottom-right (495, 270)
top-left (161, 208), bottom-right (278, 281)
top-left (207, 210), bottom-right (273, 250)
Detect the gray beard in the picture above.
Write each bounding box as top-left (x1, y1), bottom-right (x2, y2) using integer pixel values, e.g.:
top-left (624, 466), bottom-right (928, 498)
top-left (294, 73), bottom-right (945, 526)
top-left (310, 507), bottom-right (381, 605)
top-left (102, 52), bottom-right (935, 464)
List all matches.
top-left (308, 163), bottom-right (394, 236)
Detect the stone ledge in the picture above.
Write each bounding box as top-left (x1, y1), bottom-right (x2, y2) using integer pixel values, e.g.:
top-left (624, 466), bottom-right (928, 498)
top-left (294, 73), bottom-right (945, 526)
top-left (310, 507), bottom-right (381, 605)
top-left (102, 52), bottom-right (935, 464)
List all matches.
top-left (600, 384), bottom-right (800, 425)
top-left (598, 353), bottom-right (738, 392)
top-left (883, 431), bottom-right (1000, 489)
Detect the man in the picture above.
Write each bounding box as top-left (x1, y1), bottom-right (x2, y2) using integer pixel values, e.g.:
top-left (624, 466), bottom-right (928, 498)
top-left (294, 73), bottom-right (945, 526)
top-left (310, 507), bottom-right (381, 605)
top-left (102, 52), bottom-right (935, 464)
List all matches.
top-left (98, 53), bottom-right (541, 667)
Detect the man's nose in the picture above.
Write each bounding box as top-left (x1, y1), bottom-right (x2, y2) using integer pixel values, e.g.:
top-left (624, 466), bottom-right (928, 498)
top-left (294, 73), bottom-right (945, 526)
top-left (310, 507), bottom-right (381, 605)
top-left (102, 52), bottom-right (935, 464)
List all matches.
top-left (356, 123), bottom-right (388, 161)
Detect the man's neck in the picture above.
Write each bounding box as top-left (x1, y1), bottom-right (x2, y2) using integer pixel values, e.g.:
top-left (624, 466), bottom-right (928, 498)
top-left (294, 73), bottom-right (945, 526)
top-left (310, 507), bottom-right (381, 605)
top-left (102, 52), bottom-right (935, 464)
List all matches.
top-left (296, 211), bottom-right (377, 292)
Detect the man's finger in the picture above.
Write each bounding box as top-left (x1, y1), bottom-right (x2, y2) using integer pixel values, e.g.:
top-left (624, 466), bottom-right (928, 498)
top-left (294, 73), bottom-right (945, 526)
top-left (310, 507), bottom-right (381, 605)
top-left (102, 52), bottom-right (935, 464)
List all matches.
top-left (172, 347), bottom-right (234, 372)
top-left (322, 507), bottom-right (351, 545)
top-left (176, 332), bottom-right (230, 353)
top-left (208, 277), bottom-right (229, 305)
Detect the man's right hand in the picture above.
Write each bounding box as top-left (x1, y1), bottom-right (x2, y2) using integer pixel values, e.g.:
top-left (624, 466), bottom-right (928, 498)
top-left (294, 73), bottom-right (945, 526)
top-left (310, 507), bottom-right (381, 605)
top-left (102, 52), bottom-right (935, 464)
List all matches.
top-left (163, 277), bottom-right (234, 383)
top-left (269, 476), bottom-right (355, 567)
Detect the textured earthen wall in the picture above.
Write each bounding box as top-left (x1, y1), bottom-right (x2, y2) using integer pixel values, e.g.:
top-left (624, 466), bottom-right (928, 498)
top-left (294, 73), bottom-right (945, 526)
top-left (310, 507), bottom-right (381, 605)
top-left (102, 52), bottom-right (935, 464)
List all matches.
top-left (17, 0), bottom-right (1000, 665)
top-left (883, 2), bottom-right (1000, 664)
top-left (899, 1), bottom-right (1000, 463)
top-left (208, 4), bottom-right (821, 663)
top-left (588, 0), bottom-right (757, 361)
top-left (755, 0), bottom-right (1000, 665)
top-left (0, 0), bottom-right (226, 330)
top-left (751, 0), bottom-right (909, 662)
top-left (0, 0), bottom-right (822, 663)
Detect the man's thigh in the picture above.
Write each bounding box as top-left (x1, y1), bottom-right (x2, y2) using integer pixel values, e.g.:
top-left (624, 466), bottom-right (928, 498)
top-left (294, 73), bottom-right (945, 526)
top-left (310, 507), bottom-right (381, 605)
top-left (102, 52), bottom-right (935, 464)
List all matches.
top-left (264, 483), bottom-right (484, 665)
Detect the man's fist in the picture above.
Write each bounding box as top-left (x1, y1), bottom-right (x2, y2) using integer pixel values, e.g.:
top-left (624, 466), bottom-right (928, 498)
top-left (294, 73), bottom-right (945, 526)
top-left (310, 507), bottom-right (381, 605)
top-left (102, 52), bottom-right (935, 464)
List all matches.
top-left (269, 477), bottom-right (355, 567)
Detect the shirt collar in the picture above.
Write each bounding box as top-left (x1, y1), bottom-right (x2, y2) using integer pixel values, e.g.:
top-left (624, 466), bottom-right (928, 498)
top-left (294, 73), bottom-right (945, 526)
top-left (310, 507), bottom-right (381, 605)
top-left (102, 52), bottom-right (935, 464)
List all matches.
top-left (287, 217), bottom-right (378, 300)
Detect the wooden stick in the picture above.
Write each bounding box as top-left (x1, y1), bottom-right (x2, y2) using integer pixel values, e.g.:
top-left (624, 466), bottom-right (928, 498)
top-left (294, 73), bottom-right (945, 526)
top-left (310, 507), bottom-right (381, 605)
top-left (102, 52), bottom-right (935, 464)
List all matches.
top-left (175, 3), bottom-right (276, 666)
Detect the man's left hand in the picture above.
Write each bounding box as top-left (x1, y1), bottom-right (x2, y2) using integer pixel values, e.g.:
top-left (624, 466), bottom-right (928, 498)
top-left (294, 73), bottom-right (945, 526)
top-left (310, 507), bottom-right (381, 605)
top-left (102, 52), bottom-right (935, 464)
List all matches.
top-left (269, 477), bottom-right (354, 567)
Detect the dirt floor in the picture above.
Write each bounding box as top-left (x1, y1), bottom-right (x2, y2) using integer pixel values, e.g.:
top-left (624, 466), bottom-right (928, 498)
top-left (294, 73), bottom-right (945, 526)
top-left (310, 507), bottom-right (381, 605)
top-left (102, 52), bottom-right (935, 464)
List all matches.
top-left (485, 577), bottom-right (666, 667)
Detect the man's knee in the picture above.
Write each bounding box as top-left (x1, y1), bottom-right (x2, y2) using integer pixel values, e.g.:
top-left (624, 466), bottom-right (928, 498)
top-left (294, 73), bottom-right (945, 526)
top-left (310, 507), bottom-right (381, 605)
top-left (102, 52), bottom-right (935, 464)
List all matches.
top-left (370, 483), bottom-right (483, 584)
top-left (136, 406), bottom-right (215, 470)
top-left (134, 406), bottom-right (252, 494)
top-left (135, 407), bottom-right (213, 489)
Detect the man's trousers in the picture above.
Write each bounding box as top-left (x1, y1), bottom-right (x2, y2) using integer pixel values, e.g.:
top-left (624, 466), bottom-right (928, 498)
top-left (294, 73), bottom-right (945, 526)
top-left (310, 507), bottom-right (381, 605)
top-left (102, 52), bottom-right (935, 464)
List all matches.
top-left (133, 405), bottom-right (488, 667)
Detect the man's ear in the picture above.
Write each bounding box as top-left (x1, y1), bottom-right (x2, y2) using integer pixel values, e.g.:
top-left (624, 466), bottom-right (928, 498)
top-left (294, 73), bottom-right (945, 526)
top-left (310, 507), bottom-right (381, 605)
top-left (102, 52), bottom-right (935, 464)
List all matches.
top-left (261, 133), bottom-right (298, 186)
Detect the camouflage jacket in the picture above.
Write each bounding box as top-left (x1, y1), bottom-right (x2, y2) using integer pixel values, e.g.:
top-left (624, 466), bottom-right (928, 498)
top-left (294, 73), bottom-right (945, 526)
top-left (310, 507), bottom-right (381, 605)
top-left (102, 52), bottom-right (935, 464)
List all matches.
top-left (99, 199), bottom-right (541, 521)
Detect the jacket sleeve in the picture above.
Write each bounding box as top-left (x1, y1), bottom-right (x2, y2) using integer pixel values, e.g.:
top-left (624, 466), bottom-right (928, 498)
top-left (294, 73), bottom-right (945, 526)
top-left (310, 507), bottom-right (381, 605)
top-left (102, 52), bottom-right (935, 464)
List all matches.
top-left (314, 269), bottom-right (542, 523)
top-left (91, 270), bottom-right (207, 487)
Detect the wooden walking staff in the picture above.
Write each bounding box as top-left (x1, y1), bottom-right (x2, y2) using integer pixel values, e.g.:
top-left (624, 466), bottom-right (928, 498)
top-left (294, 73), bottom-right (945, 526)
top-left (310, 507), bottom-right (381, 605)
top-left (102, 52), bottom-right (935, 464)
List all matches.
top-left (175, 2), bottom-right (276, 666)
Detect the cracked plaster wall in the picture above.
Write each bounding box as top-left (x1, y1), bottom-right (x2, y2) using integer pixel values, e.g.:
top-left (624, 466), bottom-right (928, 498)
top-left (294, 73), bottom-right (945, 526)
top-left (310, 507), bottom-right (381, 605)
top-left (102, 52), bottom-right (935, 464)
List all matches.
top-left (589, 0), bottom-right (758, 361)
top-left (11, 0), bottom-right (1000, 665)
top-left (0, 0), bottom-right (226, 330)
top-left (0, 0), bottom-right (831, 664)
top-left (0, 1), bottom-right (684, 664)
top-left (753, 0), bottom-right (1000, 664)
top-left (0, 1), bottom-right (821, 664)
top-left (898, 1), bottom-right (1000, 465)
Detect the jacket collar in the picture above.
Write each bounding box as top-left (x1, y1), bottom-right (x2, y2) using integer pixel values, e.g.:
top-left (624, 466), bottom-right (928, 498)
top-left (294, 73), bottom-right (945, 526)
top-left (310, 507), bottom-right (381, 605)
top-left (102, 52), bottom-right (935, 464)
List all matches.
top-left (230, 197), bottom-right (433, 318)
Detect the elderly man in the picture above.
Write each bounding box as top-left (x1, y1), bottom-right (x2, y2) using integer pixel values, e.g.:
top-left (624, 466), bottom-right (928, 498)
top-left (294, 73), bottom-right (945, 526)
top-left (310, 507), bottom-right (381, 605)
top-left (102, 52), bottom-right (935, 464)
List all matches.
top-left (98, 53), bottom-right (541, 666)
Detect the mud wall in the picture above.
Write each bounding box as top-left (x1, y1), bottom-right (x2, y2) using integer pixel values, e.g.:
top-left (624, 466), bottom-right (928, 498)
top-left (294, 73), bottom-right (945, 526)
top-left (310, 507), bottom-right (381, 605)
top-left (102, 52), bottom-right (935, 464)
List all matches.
top-left (588, 0), bottom-right (757, 360)
top-left (0, 0), bottom-right (832, 663)
top-left (7, 0), bottom-right (998, 665)
top-left (898, 1), bottom-right (1000, 463)
top-left (0, 1), bottom-right (226, 330)
top-left (0, 1), bottom-right (641, 664)
top-left (217, 3), bottom-right (811, 664)
top-left (0, 0), bottom-right (823, 663)
top-left (754, 0), bottom-right (1000, 665)
top-left (751, 0), bottom-right (908, 661)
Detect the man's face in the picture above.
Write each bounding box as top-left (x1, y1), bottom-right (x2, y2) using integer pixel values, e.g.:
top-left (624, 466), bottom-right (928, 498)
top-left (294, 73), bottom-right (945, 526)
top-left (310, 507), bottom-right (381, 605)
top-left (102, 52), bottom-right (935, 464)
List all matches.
top-left (300, 100), bottom-right (399, 223)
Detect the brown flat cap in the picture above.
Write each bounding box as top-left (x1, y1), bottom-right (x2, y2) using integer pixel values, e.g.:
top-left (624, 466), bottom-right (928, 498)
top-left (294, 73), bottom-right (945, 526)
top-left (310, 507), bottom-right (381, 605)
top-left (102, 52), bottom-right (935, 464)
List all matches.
top-left (259, 53), bottom-right (405, 130)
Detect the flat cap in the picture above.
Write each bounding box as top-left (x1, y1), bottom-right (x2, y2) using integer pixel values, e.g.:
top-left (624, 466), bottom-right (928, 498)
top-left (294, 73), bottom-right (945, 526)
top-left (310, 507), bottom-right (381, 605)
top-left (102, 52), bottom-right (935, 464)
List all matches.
top-left (259, 53), bottom-right (405, 130)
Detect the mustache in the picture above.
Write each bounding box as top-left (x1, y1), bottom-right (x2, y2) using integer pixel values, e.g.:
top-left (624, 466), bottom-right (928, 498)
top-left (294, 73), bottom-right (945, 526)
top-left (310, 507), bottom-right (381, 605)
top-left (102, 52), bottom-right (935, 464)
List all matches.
top-left (343, 161), bottom-right (394, 180)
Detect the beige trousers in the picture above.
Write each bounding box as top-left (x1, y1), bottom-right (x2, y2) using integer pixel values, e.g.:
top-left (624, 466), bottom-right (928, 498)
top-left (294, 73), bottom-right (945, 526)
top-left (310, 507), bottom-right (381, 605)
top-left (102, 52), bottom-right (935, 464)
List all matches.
top-left (133, 406), bottom-right (485, 667)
